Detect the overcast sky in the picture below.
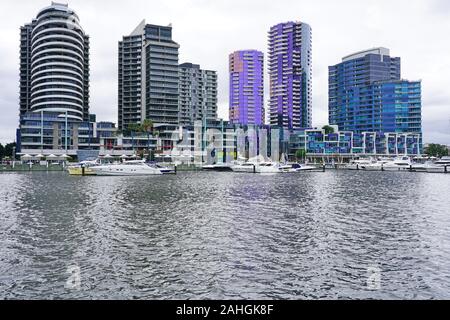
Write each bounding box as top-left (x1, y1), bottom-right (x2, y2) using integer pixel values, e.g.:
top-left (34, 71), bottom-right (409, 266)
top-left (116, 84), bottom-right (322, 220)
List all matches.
top-left (1, 0), bottom-right (449, 144)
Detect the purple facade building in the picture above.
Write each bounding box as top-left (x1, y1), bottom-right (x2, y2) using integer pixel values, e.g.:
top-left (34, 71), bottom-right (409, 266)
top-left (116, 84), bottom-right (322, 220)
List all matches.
top-left (268, 21), bottom-right (312, 129)
top-left (229, 50), bottom-right (264, 126)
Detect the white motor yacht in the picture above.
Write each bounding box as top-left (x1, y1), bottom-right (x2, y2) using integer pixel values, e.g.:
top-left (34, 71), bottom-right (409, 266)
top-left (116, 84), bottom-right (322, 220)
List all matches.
top-left (154, 164), bottom-right (176, 174)
top-left (345, 159), bottom-right (373, 170)
top-left (411, 161), bottom-right (433, 172)
top-left (382, 157), bottom-right (412, 171)
top-left (231, 155), bottom-right (273, 173)
top-left (256, 162), bottom-right (282, 174)
top-left (361, 162), bottom-right (383, 171)
top-left (360, 158), bottom-right (387, 171)
top-left (279, 163), bottom-right (316, 173)
top-left (360, 157), bottom-right (412, 172)
top-left (426, 156), bottom-right (450, 173)
top-left (202, 163), bottom-right (234, 172)
top-left (434, 156), bottom-right (450, 166)
top-left (90, 160), bottom-right (163, 176)
top-left (231, 162), bottom-right (258, 173)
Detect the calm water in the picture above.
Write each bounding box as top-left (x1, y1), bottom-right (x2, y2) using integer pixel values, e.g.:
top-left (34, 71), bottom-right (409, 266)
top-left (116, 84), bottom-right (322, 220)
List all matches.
top-left (0, 170), bottom-right (450, 300)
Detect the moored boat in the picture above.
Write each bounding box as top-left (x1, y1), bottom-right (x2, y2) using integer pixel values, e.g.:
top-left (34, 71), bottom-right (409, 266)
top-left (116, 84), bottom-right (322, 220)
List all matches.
top-left (382, 157), bottom-right (412, 171)
top-left (279, 163), bottom-right (316, 173)
top-left (231, 162), bottom-right (257, 173)
top-left (345, 159), bottom-right (373, 170)
top-left (425, 157), bottom-right (450, 173)
top-left (202, 163), bottom-right (234, 172)
top-left (256, 162), bottom-right (282, 174)
top-left (90, 160), bottom-right (163, 176)
top-left (361, 157), bottom-right (413, 171)
top-left (67, 160), bottom-right (98, 176)
top-left (67, 166), bottom-right (97, 176)
top-left (155, 164), bottom-right (176, 174)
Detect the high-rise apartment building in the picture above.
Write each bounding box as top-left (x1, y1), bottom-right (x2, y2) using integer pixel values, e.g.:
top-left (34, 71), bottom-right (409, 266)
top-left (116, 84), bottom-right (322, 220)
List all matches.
top-left (118, 21), bottom-right (179, 130)
top-left (329, 48), bottom-right (422, 134)
top-left (178, 63), bottom-right (218, 126)
top-left (229, 50), bottom-right (264, 126)
top-left (20, 2), bottom-right (90, 121)
top-left (268, 21), bottom-right (312, 129)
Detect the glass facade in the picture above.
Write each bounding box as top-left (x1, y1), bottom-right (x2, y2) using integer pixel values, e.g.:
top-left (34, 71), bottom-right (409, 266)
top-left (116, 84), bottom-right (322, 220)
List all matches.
top-left (118, 21), bottom-right (180, 130)
top-left (20, 3), bottom-right (90, 121)
top-left (289, 129), bottom-right (422, 157)
top-left (328, 48), bottom-right (422, 139)
top-left (179, 63), bottom-right (218, 126)
top-left (268, 22), bottom-right (312, 129)
top-left (17, 111), bottom-right (161, 156)
top-left (229, 50), bottom-right (264, 126)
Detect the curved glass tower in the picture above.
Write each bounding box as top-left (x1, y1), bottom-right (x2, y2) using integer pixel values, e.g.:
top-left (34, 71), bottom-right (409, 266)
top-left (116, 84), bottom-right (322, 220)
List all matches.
top-left (21, 2), bottom-right (90, 121)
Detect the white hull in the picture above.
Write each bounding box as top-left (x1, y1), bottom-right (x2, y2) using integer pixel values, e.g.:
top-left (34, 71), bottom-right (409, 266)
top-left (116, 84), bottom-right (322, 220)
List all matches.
top-left (382, 166), bottom-right (410, 172)
top-left (279, 165), bottom-right (316, 173)
top-left (231, 166), bottom-right (256, 173)
top-left (345, 160), bottom-right (373, 170)
top-left (92, 171), bottom-right (162, 176)
top-left (257, 168), bottom-right (282, 174)
top-left (362, 165), bottom-right (382, 171)
top-left (256, 163), bottom-right (282, 174)
top-left (91, 164), bottom-right (163, 176)
top-left (411, 165), bottom-right (428, 172)
top-left (426, 166), bottom-right (447, 173)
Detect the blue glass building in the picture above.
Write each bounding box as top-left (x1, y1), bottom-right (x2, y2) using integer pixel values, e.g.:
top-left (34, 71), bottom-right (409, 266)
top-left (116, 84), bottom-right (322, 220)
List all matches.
top-left (288, 128), bottom-right (421, 158)
top-left (329, 48), bottom-right (422, 135)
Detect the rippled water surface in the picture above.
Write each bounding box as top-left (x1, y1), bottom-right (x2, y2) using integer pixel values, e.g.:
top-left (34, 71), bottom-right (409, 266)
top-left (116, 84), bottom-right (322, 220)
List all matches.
top-left (1, 171), bottom-right (450, 299)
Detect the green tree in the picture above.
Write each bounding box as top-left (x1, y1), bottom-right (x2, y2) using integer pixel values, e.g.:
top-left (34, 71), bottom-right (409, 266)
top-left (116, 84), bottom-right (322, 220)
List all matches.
top-left (0, 143), bottom-right (16, 160)
top-left (141, 119), bottom-right (154, 135)
top-left (127, 123), bottom-right (141, 135)
top-left (4, 143), bottom-right (16, 159)
top-left (295, 149), bottom-right (306, 162)
top-left (127, 123), bottom-right (142, 151)
top-left (322, 125), bottom-right (335, 135)
top-left (141, 119), bottom-right (154, 161)
top-left (425, 144), bottom-right (449, 158)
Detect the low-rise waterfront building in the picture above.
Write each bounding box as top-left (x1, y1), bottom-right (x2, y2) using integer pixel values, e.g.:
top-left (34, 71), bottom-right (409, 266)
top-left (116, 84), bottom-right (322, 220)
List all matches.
top-left (288, 127), bottom-right (422, 162)
top-left (16, 112), bottom-right (423, 163)
top-left (16, 111), bottom-right (175, 160)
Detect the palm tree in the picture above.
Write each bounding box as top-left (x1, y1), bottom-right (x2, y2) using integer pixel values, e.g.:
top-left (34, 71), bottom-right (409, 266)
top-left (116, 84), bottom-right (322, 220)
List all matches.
top-left (128, 123), bottom-right (141, 152)
top-left (128, 123), bottom-right (141, 134)
top-left (322, 125), bottom-right (335, 135)
top-left (141, 119), bottom-right (154, 161)
top-left (141, 119), bottom-right (153, 134)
